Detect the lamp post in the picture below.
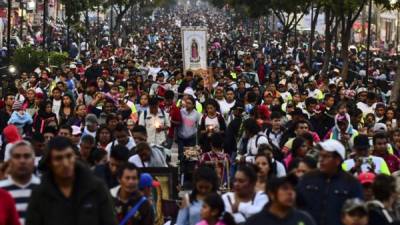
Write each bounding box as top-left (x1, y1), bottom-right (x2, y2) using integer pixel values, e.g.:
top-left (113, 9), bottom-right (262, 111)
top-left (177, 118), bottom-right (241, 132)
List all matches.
top-left (366, 0), bottom-right (372, 82)
top-left (7, 0), bottom-right (11, 62)
top-left (42, 0), bottom-right (47, 50)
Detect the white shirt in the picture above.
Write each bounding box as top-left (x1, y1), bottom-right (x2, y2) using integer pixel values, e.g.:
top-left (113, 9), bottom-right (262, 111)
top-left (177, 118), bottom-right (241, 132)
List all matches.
top-left (52, 99), bottom-right (62, 119)
top-left (222, 191), bottom-right (268, 224)
top-left (105, 137), bottom-right (136, 158)
top-left (245, 133), bottom-right (269, 163)
top-left (138, 109), bottom-right (170, 145)
top-left (128, 155), bottom-right (149, 168)
top-left (357, 102), bottom-right (376, 116)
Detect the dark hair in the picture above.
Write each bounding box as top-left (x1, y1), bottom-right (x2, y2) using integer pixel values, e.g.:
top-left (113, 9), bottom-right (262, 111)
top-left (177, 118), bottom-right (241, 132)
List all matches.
top-left (266, 175), bottom-right (297, 194)
top-left (255, 152), bottom-right (277, 179)
top-left (189, 166), bottom-right (219, 203)
top-left (43, 126), bottom-right (57, 135)
top-left (291, 137), bottom-right (306, 158)
top-left (114, 123), bottom-right (128, 133)
top-left (270, 111), bottom-right (282, 120)
top-left (305, 97), bottom-right (317, 107)
top-left (205, 99), bottom-right (220, 113)
top-left (59, 124), bottom-right (72, 134)
top-left (106, 113), bottom-right (118, 124)
top-left (131, 125), bottom-right (147, 136)
top-left (243, 118), bottom-right (260, 136)
top-left (80, 135), bottom-right (95, 145)
top-left (149, 96), bottom-right (159, 106)
top-left (117, 162), bottom-right (139, 179)
top-left (236, 163), bottom-right (258, 184)
top-left (110, 145), bottom-right (130, 161)
top-left (136, 142), bottom-right (151, 153)
top-left (45, 136), bottom-right (75, 164)
top-left (373, 132), bottom-right (388, 145)
top-left (186, 95), bottom-right (196, 106)
top-left (288, 156), bottom-right (317, 172)
top-left (372, 174), bottom-right (396, 202)
top-left (88, 148), bottom-right (107, 164)
top-left (31, 132), bottom-right (45, 143)
top-left (96, 125), bottom-right (112, 143)
top-left (247, 91), bottom-right (257, 103)
top-left (203, 193), bottom-right (236, 225)
top-left (165, 90), bottom-right (174, 100)
top-left (210, 133), bottom-right (223, 149)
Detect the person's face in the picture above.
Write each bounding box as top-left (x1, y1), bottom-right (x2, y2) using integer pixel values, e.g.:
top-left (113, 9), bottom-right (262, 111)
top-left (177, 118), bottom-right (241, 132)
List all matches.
top-left (5, 95), bottom-right (15, 107)
top-left (99, 129), bottom-right (111, 143)
top-left (326, 97), bottom-right (335, 108)
top-left (138, 147), bottom-right (151, 162)
top-left (362, 184), bottom-right (374, 201)
top-left (295, 161), bottom-right (312, 178)
top-left (374, 138), bottom-right (388, 153)
top-left (386, 110), bottom-right (395, 120)
top-left (200, 203), bottom-right (214, 221)
top-left (63, 96), bottom-right (72, 106)
top-left (29, 75), bottom-right (37, 83)
top-left (132, 132), bottom-right (147, 144)
top-left (207, 104), bottom-right (216, 115)
top-left (97, 79), bottom-right (105, 88)
top-left (79, 142), bottom-right (93, 159)
top-left (45, 103), bottom-right (52, 113)
top-left (341, 211), bottom-right (368, 225)
top-left (52, 89), bottom-right (61, 100)
top-left (298, 142), bottom-right (309, 157)
top-left (43, 132), bottom-right (55, 144)
top-left (358, 92), bottom-right (367, 102)
top-left (338, 121), bottom-right (349, 132)
top-left (76, 105), bottom-right (87, 118)
top-left (215, 89), bottom-right (224, 100)
top-left (318, 150), bottom-right (340, 175)
top-left (27, 90), bottom-right (35, 101)
top-left (140, 95), bottom-right (149, 106)
top-left (295, 123), bottom-right (309, 136)
top-left (119, 169), bottom-right (139, 194)
top-left (271, 118), bottom-right (281, 129)
top-left (271, 183), bottom-right (296, 208)
top-left (109, 157), bottom-right (123, 175)
top-left (367, 98), bottom-right (376, 106)
top-left (50, 147), bottom-right (76, 179)
top-left (58, 129), bottom-right (71, 138)
top-left (150, 104), bottom-right (159, 114)
top-left (185, 99), bottom-right (194, 110)
top-left (226, 90), bottom-right (235, 102)
top-left (375, 107), bottom-right (385, 117)
top-left (115, 130), bottom-right (129, 146)
top-left (9, 145), bottom-right (35, 179)
top-left (195, 180), bottom-right (213, 195)
top-left (234, 171), bottom-right (254, 196)
top-left (255, 156), bottom-right (270, 177)
top-left (393, 132), bottom-right (400, 143)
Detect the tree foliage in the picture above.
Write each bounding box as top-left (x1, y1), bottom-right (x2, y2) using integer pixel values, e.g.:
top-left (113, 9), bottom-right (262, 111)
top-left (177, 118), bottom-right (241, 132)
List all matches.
top-left (12, 47), bottom-right (48, 73)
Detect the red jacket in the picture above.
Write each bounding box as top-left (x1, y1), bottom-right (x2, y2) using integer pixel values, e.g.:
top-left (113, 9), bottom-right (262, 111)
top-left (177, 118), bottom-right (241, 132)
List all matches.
top-left (0, 189), bottom-right (21, 225)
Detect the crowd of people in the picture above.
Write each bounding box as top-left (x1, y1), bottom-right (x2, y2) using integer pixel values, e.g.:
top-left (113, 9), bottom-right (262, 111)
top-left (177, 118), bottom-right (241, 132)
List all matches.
top-left (1, 2), bottom-right (400, 225)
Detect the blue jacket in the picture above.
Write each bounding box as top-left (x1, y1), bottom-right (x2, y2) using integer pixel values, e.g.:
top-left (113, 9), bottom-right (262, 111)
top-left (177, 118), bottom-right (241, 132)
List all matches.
top-left (296, 170), bottom-right (363, 225)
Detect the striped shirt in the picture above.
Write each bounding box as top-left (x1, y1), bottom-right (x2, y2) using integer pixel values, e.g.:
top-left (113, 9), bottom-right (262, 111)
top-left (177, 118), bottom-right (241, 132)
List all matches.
top-left (0, 176), bottom-right (40, 225)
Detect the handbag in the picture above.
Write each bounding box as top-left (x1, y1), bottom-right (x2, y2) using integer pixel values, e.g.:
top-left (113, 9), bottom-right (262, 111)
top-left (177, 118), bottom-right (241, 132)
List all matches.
top-left (118, 196), bottom-right (147, 225)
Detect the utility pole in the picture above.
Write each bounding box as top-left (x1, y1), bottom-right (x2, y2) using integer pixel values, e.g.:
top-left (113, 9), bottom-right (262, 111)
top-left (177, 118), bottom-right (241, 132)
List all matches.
top-left (19, 0), bottom-right (23, 39)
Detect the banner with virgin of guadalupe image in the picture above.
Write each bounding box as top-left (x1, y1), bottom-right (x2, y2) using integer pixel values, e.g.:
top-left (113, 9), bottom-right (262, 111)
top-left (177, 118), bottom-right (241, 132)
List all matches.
top-left (181, 27), bottom-right (208, 72)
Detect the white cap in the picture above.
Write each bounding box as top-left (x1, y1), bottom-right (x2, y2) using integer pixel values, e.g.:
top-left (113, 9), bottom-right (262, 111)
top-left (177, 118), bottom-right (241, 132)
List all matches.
top-left (71, 125), bottom-right (82, 136)
top-left (319, 139), bottom-right (346, 160)
top-left (183, 87), bottom-right (195, 98)
top-left (373, 123), bottom-right (387, 133)
top-left (69, 64), bottom-right (77, 69)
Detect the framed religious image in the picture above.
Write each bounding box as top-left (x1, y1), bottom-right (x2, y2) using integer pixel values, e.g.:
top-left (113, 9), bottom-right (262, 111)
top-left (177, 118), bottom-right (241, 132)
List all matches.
top-left (181, 26), bottom-right (208, 72)
top-left (140, 167), bottom-right (179, 200)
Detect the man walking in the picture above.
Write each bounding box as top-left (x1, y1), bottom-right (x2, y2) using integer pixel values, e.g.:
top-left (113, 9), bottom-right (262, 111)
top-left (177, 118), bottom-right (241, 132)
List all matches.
top-left (26, 136), bottom-right (117, 225)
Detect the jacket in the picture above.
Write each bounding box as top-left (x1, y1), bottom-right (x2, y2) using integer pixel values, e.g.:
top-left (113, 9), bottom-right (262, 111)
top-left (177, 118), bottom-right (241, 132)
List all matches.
top-left (244, 205), bottom-right (316, 225)
top-left (296, 170), bottom-right (363, 225)
top-left (368, 200), bottom-right (400, 225)
top-left (26, 163), bottom-right (117, 225)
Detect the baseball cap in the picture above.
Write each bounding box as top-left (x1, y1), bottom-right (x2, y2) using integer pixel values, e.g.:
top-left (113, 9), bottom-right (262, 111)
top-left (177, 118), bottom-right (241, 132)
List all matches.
top-left (71, 125), bottom-right (82, 136)
top-left (85, 114), bottom-right (98, 126)
top-left (358, 172), bottom-right (376, 185)
top-left (314, 104), bottom-right (325, 114)
top-left (373, 123), bottom-right (387, 133)
top-left (139, 173), bottom-right (160, 189)
top-left (342, 198), bottom-right (368, 215)
top-left (318, 139), bottom-right (346, 160)
top-left (12, 101), bottom-right (23, 111)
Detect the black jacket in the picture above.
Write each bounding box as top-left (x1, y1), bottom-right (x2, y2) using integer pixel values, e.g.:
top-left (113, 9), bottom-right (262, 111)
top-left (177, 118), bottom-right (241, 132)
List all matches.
top-left (245, 205), bottom-right (316, 225)
top-left (26, 163), bottom-right (117, 225)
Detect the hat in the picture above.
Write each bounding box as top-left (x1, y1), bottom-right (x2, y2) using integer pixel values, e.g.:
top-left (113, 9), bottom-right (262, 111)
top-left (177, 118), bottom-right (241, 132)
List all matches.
top-left (342, 199), bottom-right (368, 214)
top-left (12, 101), bottom-right (23, 111)
top-left (35, 92), bottom-right (45, 100)
top-left (356, 87), bottom-right (368, 95)
top-left (358, 172), bottom-right (376, 185)
top-left (139, 173), bottom-right (160, 189)
top-left (183, 87), bottom-right (196, 98)
top-left (333, 68), bottom-right (340, 74)
top-left (279, 79), bottom-right (287, 86)
top-left (69, 64), bottom-right (77, 69)
top-left (71, 125), bottom-right (82, 136)
top-left (85, 114), bottom-right (98, 126)
top-left (319, 139), bottom-right (346, 160)
top-left (353, 135), bottom-right (370, 150)
top-left (373, 123), bottom-right (387, 133)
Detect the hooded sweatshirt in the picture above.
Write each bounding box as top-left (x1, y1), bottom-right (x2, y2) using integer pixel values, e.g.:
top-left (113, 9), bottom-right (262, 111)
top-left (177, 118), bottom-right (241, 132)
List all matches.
top-left (3, 125), bottom-right (22, 161)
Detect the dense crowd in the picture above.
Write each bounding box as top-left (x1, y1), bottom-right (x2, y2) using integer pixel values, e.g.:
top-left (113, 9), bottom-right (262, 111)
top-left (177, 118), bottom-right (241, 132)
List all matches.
top-left (1, 2), bottom-right (400, 225)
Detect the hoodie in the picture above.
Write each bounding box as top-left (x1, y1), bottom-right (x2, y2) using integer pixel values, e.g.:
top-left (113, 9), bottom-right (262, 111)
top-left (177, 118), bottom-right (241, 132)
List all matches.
top-left (2, 125), bottom-right (22, 161)
top-left (8, 111), bottom-right (33, 132)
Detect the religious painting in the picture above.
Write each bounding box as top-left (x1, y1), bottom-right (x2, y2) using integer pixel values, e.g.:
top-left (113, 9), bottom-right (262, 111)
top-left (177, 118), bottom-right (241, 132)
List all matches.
top-left (181, 26), bottom-right (207, 72)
